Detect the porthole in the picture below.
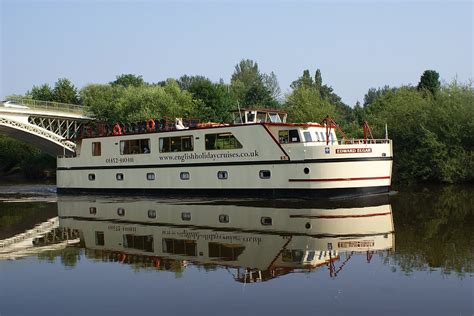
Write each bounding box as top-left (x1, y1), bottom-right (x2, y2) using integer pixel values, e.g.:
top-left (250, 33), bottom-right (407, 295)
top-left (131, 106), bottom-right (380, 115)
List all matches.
top-left (180, 172), bottom-right (190, 180)
top-left (261, 217), bottom-right (272, 226)
top-left (89, 207), bottom-right (97, 215)
top-left (88, 173), bottom-right (95, 181)
top-left (217, 171), bottom-right (228, 180)
top-left (148, 209), bottom-right (157, 219)
top-left (181, 212), bottom-right (191, 221)
top-left (117, 208), bottom-right (125, 216)
top-left (304, 167), bottom-right (310, 174)
top-left (259, 170), bottom-right (271, 179)
top-left (146, 173), bottom-right (155, 181)
top-left (116, 173), bottom-right (124, 181)
top-left (219, 214), bottom-right (229, 223)
top-left (305, 222), bottom-right (311, 229)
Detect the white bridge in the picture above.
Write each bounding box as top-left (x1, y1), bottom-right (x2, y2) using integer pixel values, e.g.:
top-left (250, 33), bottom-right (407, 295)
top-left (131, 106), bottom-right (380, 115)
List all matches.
top-left (0, 98), bottom-right (93, 156)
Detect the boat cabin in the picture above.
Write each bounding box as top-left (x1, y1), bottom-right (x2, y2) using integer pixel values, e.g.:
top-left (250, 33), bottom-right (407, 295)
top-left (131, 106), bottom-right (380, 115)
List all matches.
top-left (232, 109), bottom-right (287, 124)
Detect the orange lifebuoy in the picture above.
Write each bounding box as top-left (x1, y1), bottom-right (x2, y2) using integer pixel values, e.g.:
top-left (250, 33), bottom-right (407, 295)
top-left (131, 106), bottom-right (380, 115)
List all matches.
top-left (146, 119), bottom-right (156, 132)
top-left (113, 124), bottom-right (122, 136)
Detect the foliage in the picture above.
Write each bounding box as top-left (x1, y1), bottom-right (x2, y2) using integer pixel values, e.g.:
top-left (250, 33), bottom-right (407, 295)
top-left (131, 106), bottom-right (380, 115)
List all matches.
top-left (230, 59), bottom-right (280, 108)
top-left (81, 80), bottom-right (197, 123)
top-left (363, 81), bottom-right (473, 183)
top-left (178, 75), bottom-right (236, 122)
top-left (28, 84), bottom-right (54, 101)
top-left (417, 70), bottom-right (441, 95)
top-left (110, 74), bottom-right (146, 88)
top-left (52, 78), bottom-right (80, 104)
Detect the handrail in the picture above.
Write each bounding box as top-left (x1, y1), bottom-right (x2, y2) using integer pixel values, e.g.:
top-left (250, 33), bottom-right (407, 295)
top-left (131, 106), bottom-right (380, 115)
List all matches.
top-left (5, 97), bottom-right (86, 115)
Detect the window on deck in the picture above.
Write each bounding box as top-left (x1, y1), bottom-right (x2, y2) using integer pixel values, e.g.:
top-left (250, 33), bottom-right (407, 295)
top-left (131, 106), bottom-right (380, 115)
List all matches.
top-left (120, 139), bottom-right (150, 155)
top-left (159, 136), bottom-right (193, 152)
top-left (205, 133), bottom-right (243, 150)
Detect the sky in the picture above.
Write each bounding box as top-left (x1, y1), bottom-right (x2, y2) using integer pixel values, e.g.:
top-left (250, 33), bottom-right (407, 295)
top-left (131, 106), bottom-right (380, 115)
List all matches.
top-left (1, 0), bottom-right (472, 106)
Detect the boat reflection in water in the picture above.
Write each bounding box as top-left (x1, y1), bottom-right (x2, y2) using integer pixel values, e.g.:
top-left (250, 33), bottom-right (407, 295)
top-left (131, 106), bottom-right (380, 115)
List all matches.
top-left (58, 196), bottom-right (394, 282)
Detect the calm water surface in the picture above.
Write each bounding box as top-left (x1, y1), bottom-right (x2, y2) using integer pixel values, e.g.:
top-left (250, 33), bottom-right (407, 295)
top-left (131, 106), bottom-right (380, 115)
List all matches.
top-left (0, 184), bottom-right (472, 316)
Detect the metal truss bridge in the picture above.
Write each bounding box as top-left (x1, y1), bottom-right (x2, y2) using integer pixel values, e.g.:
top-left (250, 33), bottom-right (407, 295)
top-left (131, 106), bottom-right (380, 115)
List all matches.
top-left (0, 98), bottom-right (93, 156)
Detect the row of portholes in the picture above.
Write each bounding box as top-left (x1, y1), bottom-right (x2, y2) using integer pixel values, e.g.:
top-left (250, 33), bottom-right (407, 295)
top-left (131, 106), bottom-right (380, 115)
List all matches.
top-left (89, 207), bottom-right (274, 226)
top-left (87, 170), bottom-right (273, 182)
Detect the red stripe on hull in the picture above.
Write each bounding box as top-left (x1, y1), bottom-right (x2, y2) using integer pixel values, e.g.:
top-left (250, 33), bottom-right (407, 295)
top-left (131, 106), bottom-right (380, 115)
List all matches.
top-left (289, 176), bottom-right (391, 182)
top-left (289, 211), bottom-right (392, 219)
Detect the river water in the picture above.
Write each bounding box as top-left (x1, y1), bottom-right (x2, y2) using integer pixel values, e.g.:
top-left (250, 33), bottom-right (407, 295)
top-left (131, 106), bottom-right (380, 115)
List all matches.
top-left (0, 184), bottom-right (472, 315)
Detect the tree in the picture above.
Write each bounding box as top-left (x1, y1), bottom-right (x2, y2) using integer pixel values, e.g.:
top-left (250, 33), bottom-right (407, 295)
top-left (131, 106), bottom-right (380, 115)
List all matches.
top-left (417, 70), bottom-right (440, 95)
top-left (363, 86), bottom-right (397, 107)
top-left (290, 70), bottom-right (314, 90)
top-left (314, 69), bottom-right (322, 91)
top-left (110, 74), bottom-right (146, 88)
top-left (52, 78), bottom-right (80, 104)
top-left (178, 75), bottom-right (236, 122)
top-left (230, 59), bottom-right (279, 108)
top-left (28, 84), bottom-right (54, 101)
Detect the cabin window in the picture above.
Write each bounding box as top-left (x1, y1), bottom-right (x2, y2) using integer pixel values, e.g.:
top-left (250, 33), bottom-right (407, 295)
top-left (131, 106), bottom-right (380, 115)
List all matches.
top-left (261, 216), bottom-right (273, 226)
top-left (259, 170), bottom-right (271, 179)
top-left (123, 234), bottom-right (154, 252)
top-left (180, 172), bottom-right (190, 180)
top-left (92, 142), bottom-right (101, 156)
top-left (209, 242), bottom-right (245, 261)
top-left (303, 131), bottom-right (312, 142)
top-left (269, 113), bottom-right (282, 123)
top-left (88, 173), bottom-right (95, 181)
top-left (148, 209), bottom-right (156, 219)
top-left (205, 133), bottom-right (243, 150)
top-left (282, 249), bottom-right (305, 263)
top-left (116, 173), bottom-right (124, 181)
top-left (320, 132), bottom-right (326, 142)
top-left (217, 171), bottom-right (228, 180)
top-left (146, 172), bottom-right (155, 181)
top-left (314, 132), bottom-right (321, 142)
top-left (219, 214), bottom-right (229, 223)
top-left (181, 212), bottom-right (191, 221)
top-left (120, 138), bottom-right (150, 155)
top-left (246, 112), bottom-right (256, 123)
top-left (163, 239), bottom-right (197, 256)
top-left (117, 207), bottom-right (125, 216)
top-left (159, 136), bottom-right (193, 152)
top-left (279, 129), bottom-right (300, 143)
top-left (95, 231), bottom-right (105, 246)
top-left (89, 207), bottom-right (97, 215)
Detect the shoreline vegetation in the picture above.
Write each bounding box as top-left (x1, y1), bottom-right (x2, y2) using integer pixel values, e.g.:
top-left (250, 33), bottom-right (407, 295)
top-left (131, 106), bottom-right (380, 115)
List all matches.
top-left (1, 60), bottom-right (473, 184)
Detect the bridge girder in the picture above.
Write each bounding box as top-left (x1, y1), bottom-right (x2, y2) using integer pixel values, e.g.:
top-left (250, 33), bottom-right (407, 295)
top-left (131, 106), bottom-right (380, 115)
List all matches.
top-left (0, 117), bottom-right (76, 156)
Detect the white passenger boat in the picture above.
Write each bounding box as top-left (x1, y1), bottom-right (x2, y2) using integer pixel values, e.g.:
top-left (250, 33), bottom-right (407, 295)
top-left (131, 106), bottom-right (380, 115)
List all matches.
top-left (57, 109), bottom-right (393, 198)
top-left (58, 197), bottom-right (395, 282)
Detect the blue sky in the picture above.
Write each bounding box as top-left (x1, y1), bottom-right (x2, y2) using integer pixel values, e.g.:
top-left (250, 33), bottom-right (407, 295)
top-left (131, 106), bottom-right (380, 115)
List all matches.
top-left (1, 0), bottom-right (472, 105)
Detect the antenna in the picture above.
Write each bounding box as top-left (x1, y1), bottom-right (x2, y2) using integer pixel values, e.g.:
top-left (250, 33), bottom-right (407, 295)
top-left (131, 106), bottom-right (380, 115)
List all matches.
top-left (385, 123), bottom-right (388, 139)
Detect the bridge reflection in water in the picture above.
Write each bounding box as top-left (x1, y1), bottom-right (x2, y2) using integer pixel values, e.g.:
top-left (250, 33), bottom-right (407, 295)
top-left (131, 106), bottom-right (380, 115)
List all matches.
top-left (57, 196), bottom-right (394, 283)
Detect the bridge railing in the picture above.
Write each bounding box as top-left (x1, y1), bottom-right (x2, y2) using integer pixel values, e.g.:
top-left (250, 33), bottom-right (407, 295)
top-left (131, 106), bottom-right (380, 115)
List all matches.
top-left (6, 97), bottom-right (88, 115)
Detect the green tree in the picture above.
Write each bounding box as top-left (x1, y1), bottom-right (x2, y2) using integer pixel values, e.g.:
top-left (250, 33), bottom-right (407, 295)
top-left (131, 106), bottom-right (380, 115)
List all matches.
top-left (110, 74), bottom-right (146, 88)
top-left (53, 78), bottom-right (80, 104)
top-left (417, 70), bottom-right (440, 95)
top-left (290, 70), bottom-right (314, 90)
top-left (230, 59), bottom-right (279, 108)
top-left (28, 84), bottom-right (54, 101)
top-left (178, 75), bottom-right (236, 122)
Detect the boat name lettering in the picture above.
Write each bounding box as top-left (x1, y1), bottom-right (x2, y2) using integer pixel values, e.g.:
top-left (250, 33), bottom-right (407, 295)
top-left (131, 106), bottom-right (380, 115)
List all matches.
top-left (336, 148), bottom-right (372, 154)
top-left (105, 157), bottom-right (135, 164)
top-left (162, 229), bottom-right (262, 245)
